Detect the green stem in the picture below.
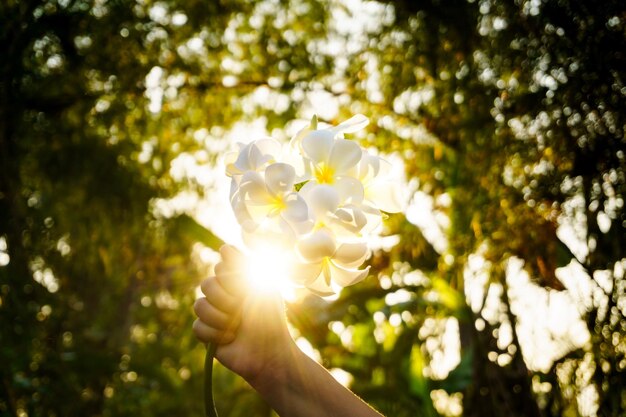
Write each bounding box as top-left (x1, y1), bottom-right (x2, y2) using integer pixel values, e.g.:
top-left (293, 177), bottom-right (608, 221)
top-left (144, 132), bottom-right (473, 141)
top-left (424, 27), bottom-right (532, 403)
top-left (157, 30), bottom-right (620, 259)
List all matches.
top-left (204, 342), bottom-right (218, 417)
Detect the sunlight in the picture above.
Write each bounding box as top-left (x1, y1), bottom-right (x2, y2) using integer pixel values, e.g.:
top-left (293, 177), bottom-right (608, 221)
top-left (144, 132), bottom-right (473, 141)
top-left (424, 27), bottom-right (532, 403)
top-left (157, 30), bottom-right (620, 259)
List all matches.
top-left (244, 246), bottom-right (296, 300)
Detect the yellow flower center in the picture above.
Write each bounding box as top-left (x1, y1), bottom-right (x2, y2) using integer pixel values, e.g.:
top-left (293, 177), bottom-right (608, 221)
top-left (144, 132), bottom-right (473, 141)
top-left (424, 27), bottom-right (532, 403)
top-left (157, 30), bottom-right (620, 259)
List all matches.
top-left (315, 164), bottom-right (335, 184)
top-left (270, 195), bottom-right (287, 212)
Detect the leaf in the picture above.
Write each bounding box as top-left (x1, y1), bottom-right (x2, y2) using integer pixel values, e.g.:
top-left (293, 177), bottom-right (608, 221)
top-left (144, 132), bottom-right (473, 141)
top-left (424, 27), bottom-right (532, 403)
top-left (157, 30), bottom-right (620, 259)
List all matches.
top-left (172, 214), bottom-right (223, 250)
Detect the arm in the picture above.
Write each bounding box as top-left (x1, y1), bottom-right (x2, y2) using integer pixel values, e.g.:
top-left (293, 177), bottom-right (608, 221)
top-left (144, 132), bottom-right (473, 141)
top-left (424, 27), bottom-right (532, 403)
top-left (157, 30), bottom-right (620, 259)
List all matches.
top-left (193, 245), bottom-right (384, 417)
top-left (247, 341), bottom-right (383, 417)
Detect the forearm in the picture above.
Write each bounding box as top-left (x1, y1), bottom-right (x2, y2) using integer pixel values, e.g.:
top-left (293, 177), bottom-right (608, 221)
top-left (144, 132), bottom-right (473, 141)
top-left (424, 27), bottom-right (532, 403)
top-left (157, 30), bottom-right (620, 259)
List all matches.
top-left (247, 343), bottom-right (384, 417)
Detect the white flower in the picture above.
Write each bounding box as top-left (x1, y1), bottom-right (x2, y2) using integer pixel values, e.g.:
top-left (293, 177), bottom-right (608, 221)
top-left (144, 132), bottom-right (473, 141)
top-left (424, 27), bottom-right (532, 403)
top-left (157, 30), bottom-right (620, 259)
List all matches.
top-left (224, 113), bottom-right (403, 296)
top-left (302, 133), bottom-right (362, 186)
top-left (299, 182), bottom-right (368, 239)
top-left (294, 228), bottom-right (370, 296)
top-left (232, 162), bottom-right (312, 247)
top-left (351, 150), bottom-right (404, 214)
top-left (225, 138), bottom-right (282, 178)
top-left (290, 114), bottom-right (369, 152)
top-left (286, 115), bottom-right (373, 238)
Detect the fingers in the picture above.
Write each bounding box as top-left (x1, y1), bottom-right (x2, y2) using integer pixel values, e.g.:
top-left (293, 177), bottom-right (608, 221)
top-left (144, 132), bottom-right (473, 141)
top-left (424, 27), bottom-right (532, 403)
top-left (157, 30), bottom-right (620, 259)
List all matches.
top-left (214, 245), bottom-right (247, 297)
top-left (219, 244), bottom-right (245, 265)
top-left (192, 245), bottom-right (247, 345)
top-left (193, 297), bottom-right (241, 331)
top-left (193, 297), bottom-right (241, 345)
top-left (200, 276), bottom-right (239, 314)
top-left (195, 276), bottom-right (242, 345)
top-left (214, 266), bottom-right (246, 298)
top-left (192, 318), bottom-right (236, 344)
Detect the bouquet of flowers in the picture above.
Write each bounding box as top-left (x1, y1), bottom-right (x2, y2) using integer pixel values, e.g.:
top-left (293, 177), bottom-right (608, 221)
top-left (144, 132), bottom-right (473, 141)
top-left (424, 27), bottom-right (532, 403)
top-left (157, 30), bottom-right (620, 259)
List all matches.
top-left (225, 114), bottom-right (402, 295)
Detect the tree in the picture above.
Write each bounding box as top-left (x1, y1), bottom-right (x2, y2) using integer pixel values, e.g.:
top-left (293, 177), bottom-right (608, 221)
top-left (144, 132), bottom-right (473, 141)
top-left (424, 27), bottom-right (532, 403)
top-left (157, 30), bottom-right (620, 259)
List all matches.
top-left (1, 0), bottom-right (624, 416)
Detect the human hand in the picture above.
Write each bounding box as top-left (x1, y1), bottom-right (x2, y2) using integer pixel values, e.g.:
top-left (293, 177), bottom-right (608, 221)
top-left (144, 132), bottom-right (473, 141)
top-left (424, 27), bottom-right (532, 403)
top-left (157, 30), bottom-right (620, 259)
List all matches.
top-left (193, 245), bottom-right (297, 384)
top-left (194, 246), bottom-right (385, 417)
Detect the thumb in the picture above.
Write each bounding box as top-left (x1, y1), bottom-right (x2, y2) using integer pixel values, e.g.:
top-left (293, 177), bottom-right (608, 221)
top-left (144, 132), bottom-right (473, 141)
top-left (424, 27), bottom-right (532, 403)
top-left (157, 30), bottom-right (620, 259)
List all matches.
top-left (216, 245), bottom-right (247, 298)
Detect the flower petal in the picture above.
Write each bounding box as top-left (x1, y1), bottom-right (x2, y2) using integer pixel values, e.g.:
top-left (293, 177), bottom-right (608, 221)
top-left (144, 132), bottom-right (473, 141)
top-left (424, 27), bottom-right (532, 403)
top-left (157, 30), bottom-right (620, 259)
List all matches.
top-left (326, 204), bottom-right (368, 236)
top-left (328, 262), bottom-right (370, 287)
top-left (224, 150), bottom-right (241, 176)
top-left (252, 137), bottom-right (282, 160)
top-left (353, 151), bottom-right (381, 182)
top-left (292, 261), bottom-right (323, 285)
top-left (356, 204), bottom-right (383, 234)
top-left (219, 244), bottom-right (247, 267)
top-left (366, 180), bottom-right (404, 213)
top-left (229, 178), bottom-right (239, 201)
top-left (302, 130), bottom-right (335, 163)
top-left (234, 138), bottom-right (281, 172)
top-left (341, 204), bottom-right (368, 230)
top-left (305, 184), bottom-right (340, 218)
top-left (296, 229), bottom-right (336, 263)
top-left (282, 193), bottom-right (311, 223)
top-left (265, 162), bottom-right (296, 195)
top-left (245, 202), bottom-right (274, 224)
top-left (289, 124), bottom-right (312, 153)
top-left (282, 145), bottom-right (310, 182)
top-left (334, 242), bottom-right (369, 268)
top-left (239, 171), bottom-right (271, 204)
top-left (328, 139), bottom-right (362, 173)
top-left (306, 278), bottom-right (335, 296)
top-left (331, 114), bottom-right (369, 134)
top-left (232, 197), bottom-right (253, 228)
top-left (334, 176), bottom-right (364, 204)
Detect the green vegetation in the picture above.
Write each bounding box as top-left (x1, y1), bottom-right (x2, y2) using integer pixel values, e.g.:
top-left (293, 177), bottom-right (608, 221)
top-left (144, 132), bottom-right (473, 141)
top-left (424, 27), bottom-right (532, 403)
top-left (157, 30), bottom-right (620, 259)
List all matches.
top-left (1, 0), bottom-right (624, 416)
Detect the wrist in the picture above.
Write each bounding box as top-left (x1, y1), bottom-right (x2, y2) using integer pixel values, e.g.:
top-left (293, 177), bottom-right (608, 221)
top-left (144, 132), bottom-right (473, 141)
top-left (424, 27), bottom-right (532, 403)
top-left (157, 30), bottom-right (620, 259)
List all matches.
top-left (244, 338), bottom-right (303, 393)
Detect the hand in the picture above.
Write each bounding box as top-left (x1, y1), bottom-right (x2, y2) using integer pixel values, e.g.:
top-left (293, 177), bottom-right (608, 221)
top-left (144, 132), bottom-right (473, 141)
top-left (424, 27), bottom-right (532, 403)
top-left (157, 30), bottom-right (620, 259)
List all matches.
top-left (194, 246), bottom-right (385, 417)
top-left (193, 245), bottom-right (296, 384)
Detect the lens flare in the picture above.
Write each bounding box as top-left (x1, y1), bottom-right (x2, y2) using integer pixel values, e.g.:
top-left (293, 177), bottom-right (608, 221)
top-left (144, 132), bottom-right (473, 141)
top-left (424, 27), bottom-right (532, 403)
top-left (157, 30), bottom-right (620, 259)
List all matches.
top-left (244, 246), bottom-right (295, 299)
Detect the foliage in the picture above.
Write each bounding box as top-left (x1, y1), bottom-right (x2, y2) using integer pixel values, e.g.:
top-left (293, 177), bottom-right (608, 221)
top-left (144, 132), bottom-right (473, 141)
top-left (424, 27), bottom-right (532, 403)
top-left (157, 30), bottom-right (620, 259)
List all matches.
top-left (1, 0), bottom-right (624, 416)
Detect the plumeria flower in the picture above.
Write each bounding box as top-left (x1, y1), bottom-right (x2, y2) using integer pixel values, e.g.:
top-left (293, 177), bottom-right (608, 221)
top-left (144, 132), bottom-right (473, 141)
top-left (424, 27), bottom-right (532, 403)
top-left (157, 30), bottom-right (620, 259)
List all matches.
top-left (226, 138), bottom-right (286, 230)
top-left (233, 162), bottom-right (312, 247)
top-left (290, 114), bottom-right (369, 152)
top-left (225, 113), bottom-right (402, 296)
top-left (225, 137), bottom-right (283, 176)
top-left (294, 115), bottom-right (381, 238)
top-left (294, 227), bottom-right (370, 296)
top-left (351, 150), bottom-right (404, 214)
top-left (225, 137), bottom-right (283, 200)
top-left (299, 182), bottom-right (369, 239)
top-left (301, 132), bottom-right (362, 186)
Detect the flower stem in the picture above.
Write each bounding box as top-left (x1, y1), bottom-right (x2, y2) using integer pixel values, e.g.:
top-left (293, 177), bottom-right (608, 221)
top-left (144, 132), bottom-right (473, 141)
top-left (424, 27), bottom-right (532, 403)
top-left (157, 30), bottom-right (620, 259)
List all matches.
top-left (204, 342), bottom-right (219, 417)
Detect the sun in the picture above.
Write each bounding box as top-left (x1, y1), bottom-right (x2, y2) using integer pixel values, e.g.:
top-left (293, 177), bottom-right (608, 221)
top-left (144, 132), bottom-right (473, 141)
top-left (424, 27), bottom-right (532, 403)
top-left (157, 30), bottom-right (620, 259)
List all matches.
top-left (243, 246), bottom-right (296, 299)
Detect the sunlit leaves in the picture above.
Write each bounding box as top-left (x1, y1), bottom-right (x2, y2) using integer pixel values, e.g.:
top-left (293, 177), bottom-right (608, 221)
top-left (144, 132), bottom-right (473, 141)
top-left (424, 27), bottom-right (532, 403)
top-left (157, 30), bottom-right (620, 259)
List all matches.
top-left (1, 0), bottom-right (625, 416)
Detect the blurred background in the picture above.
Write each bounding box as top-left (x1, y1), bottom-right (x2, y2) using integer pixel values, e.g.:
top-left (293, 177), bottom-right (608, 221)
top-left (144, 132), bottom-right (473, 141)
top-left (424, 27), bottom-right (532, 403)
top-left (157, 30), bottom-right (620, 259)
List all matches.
top-left (1, 0), bottom-right (625, 416)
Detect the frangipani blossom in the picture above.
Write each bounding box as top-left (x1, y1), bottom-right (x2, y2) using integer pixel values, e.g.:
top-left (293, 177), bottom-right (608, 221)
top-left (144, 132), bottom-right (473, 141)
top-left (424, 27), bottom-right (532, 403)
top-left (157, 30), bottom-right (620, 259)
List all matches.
top-left (290, 116), bottom-right (375, 239)
top-left (226, 113), bottom-right (402, 295)
top-left (232, 163), bottom-right (311, 246)
top-left (225, 138), bottom-right (282, 178)
top-left (290, 114), bottom-right (369, 152)
top-left (294, 228), bottom-right (370, 296)
top-left (302, 133), bottom-right (363, 186)
top-left (226, 137), bottom-right (284, 215)
top-left (299, 182), bottom-right (368, 238)
top-left (351, 150), bottom-right (404, 214)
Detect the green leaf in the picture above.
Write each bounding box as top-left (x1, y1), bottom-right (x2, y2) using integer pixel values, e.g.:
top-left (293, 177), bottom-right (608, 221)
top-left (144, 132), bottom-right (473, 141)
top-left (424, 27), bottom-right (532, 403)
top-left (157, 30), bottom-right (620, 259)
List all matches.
top-left (172, 214), bottom-right (223, 250)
